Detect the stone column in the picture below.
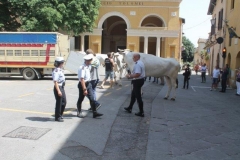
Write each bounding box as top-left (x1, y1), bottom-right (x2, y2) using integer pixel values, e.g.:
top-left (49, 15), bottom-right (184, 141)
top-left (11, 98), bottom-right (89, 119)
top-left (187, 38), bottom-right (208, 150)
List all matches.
top-left (156, 37), bottom-right (161, 57)
top-left (81, 35), bottom-right (85, 51)
top-left (144, 36), bottom-right (148, 54)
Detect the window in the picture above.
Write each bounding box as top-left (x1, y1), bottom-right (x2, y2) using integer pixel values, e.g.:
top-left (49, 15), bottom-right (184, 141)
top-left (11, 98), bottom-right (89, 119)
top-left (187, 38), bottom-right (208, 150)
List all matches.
top-left (231, 0), bottom-right (235, 9)
top-left (40, 50), bottom-right (46, 56)
top-left (15, 50), bottom-right (22, 56)
top-left (31, 50), bottom-right (38, 56)
top-left (7, 50), bottom-right (13, 56)
top-left (229, 37), bottom-right (232, 46)
top-left (49, 50), bottom-right (55, 56)
top-left (218, 9), bottom-right (223, 30)
top-left (23, 50), bottom-right (30, 56)
top-left (0, 50), bottom-right (5, 56)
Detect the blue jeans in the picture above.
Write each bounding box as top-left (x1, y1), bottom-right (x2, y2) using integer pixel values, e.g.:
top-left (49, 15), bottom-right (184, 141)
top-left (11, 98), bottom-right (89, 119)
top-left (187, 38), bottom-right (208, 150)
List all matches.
top-left (90, 79), bottom-right (100, 106)
top-left (77, 82), bottom-right (97, 112)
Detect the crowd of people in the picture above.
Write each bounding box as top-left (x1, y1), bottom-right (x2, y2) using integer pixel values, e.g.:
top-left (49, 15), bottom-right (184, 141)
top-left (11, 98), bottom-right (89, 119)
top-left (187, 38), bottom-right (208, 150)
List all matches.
top-left (52, 49), bottom-right (240, 122)
top-left (182, 63), bottom-right (240, 96)
top-left (52, 49), bottom-right (146, 122)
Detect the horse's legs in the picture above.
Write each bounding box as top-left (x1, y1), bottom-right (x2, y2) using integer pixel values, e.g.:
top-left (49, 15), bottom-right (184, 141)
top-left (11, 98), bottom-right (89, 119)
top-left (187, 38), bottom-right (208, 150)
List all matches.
top-left (164, 77), bottom-right (171, 99)
top-left (118, 69), bottom-right (123, 86)
top-left (170, 77), bottom-right (177, 101)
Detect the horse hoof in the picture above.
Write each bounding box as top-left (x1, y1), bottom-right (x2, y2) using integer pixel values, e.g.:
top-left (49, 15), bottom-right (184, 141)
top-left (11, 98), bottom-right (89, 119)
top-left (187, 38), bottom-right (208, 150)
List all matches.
top-left (170, 98), bottom-right (175, 101)
top-left (164, 97), bottom-right (168, 100)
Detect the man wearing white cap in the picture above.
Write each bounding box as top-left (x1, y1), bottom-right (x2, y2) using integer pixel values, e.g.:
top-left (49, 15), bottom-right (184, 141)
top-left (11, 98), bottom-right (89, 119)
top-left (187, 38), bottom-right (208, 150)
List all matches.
top-left (85, 49), bottom-right (101, 111)
top-left (77, 54), bottom-right (103, 118)
top-left (52, 57), bottom-right (67, 122)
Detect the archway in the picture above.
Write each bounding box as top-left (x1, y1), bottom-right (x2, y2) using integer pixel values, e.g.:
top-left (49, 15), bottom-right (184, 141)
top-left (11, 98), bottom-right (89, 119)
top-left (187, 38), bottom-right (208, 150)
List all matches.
top-left (236, 51), bottom-right (240, 69)
top-left (101, 16), bottom-right (127, 53)
top-left (139, 15), bottom-right (165, 55)
top-left (227, 53), bottom-right (231, 68)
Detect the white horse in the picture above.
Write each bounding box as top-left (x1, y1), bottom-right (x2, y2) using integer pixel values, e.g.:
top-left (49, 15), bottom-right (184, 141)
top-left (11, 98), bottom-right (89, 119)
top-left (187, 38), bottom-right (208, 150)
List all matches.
top-left (119, 49), bottom-right (180, 100)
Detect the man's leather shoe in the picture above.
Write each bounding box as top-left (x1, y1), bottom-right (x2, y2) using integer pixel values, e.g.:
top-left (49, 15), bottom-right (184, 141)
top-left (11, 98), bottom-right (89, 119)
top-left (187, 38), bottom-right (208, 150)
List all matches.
top-left (124, 107), bottom-right (132, 113)
top-left (135, 112), bottom-right (144, 117)
top-left (55, 117), bottom-right (64, 122)
top-left (93, 112), bottom-right (103, 118)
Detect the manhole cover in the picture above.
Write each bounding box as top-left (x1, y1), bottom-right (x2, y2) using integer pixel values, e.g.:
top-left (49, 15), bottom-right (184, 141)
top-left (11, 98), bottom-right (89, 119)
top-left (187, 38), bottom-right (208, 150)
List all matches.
top-left (3, 126), bottom-right (51, 140)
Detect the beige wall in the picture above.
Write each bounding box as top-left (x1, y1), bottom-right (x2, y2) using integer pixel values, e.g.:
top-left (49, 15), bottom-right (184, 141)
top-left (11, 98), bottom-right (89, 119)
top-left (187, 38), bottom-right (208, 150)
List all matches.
top-left (86, 0), bottom-right (182, 60)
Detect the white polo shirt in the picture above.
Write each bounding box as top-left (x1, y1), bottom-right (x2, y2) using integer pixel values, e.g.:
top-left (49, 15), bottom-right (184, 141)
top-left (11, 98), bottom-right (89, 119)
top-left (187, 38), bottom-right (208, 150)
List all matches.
top-left (132, 60), bottom-right (145, 79)
top-left (78, 63), bottom-right (91, 82)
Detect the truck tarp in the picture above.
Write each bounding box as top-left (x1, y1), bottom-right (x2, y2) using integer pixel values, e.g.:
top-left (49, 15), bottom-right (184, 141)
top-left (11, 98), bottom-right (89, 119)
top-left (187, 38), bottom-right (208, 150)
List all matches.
top-left (64, 51), bottom-right (86, 74)
top-left (0, 33), bottom-right (57, 44)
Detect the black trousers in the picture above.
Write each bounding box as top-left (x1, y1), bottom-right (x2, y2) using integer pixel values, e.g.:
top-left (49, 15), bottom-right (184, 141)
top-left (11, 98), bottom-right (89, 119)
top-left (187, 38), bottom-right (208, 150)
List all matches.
top-left (221, 79), bottom-right (227, 92)
top-left (77, 82), bottom-right (96, 112)
top-left (183, 77), bottom-right (189, 89)
top-left (53, 86), bottom-right (67, 120)
top-left (201, 72), bottom-right (206, 82)
top-left (129, 79), bottom-right (144, 113)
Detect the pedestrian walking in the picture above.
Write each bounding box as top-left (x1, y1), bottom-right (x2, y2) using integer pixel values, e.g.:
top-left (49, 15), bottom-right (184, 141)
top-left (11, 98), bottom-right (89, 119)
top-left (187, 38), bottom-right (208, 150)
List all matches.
top-left (85, 49), bottom-right (101, 111)
top-left (210, 65), bottom-right (220, 91)
top-left (100, 52), bottom-right (115, 89)
top-left (124, 53), bottom-right (145, 117)
top-left (194, 64), bottom-right (199, 75)
top-left (201, 63), bottom-right (207, 83)
top-left (77, 54), bottom-right (103, 118)
top-left (236, 68), bottom-right (240, 96)
top-left (219, 67), bottom-right (229, 93)
top-left (182, 64), bottom-right (191, 89)
top-left (52, 57), bottom-right (67, 122)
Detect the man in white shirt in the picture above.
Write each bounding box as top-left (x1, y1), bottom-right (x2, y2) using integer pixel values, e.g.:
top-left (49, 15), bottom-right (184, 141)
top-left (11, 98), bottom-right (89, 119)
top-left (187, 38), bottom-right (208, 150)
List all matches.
top-left (210, 65), bottom-right (220, 91)
top-left (124, 53), bottom-right (145, 117)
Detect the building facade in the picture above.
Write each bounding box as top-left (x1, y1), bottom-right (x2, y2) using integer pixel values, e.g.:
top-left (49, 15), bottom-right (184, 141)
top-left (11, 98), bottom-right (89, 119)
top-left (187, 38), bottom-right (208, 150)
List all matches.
top-left (73, 0), bottom-right (183, 61)
top-left (194, 38), bottom-right (207, 66)
top-left (225, 0), bottom-right (240, 87)
top-left (206, 0), bottom-right (240, 87)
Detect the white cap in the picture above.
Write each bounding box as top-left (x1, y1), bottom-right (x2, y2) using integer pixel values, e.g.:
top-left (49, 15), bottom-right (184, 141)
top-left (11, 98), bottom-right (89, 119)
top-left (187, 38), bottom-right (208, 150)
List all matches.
top-left (55, 57), bottom-right (65, 62)
top-left (84, 54), bottom-right (93, 60)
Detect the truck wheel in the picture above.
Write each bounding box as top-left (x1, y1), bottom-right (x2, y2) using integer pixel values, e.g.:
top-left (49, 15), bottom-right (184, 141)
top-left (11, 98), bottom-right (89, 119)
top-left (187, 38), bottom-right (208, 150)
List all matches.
top-left (22, 68), bottom-right (36, 80)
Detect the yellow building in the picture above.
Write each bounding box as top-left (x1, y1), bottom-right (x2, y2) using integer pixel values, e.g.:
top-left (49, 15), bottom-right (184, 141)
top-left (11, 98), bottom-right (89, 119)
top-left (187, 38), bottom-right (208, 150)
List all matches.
top-left (74, 0), bottom-right (183, 61)
top-left (225, 0), bottom-right (240, 87)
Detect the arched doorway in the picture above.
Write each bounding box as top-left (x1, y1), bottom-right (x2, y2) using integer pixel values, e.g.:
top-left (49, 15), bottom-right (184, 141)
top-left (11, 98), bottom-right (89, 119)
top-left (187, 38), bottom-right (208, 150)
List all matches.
top-left (227, 53), bottom-right (231, 68)
top-left (139, 15), bottom-right (165, 55)
top-left (101, 16), bottom-right (127, 53)
top-left (216, 53), bottom-right (220, 67)
top-left (236, 51), bottom-right (240, 69)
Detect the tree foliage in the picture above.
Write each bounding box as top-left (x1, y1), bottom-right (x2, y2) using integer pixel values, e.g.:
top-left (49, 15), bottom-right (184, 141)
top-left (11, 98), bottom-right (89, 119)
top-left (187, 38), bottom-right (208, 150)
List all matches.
top-left (0, 0), bottom-right (101, 35)
top-left (181, 36), bottom-right (195, 62)
top-left (0, 0), bottom-right (21, 31)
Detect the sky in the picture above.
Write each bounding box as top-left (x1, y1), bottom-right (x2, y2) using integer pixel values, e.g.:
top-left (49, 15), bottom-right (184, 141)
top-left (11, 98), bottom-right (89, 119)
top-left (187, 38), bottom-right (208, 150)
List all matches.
top-left (180, 0), bottom-right (212, 47)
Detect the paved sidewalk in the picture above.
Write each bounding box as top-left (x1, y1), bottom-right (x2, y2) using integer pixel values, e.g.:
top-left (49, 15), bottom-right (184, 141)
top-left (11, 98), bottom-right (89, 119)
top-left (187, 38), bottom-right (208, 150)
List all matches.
top-left (146, 72), bottom-right (240, 160)
top-left (1, 70), bottom-right (240, 160)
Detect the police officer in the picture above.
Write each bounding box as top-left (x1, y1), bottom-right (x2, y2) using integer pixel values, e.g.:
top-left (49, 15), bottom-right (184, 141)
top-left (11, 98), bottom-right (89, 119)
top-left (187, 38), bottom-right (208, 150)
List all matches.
top-left (52, 57), bottom-right (67, 122)
top-left (77, 54), bottom-right (103, 118)
top-left (124, 53), bottom-right (145, 117)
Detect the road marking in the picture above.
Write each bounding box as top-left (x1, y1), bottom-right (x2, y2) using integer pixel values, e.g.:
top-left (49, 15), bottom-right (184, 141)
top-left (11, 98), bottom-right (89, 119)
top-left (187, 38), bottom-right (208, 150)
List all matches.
top-left (0, 107), bottom-right (52, 115)
top-left (19, 93), bottom-right (34, 98)
top-left (104, 92), bottom-right (111, 96)
top-left (116, 88), bottom-right (121, 90)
